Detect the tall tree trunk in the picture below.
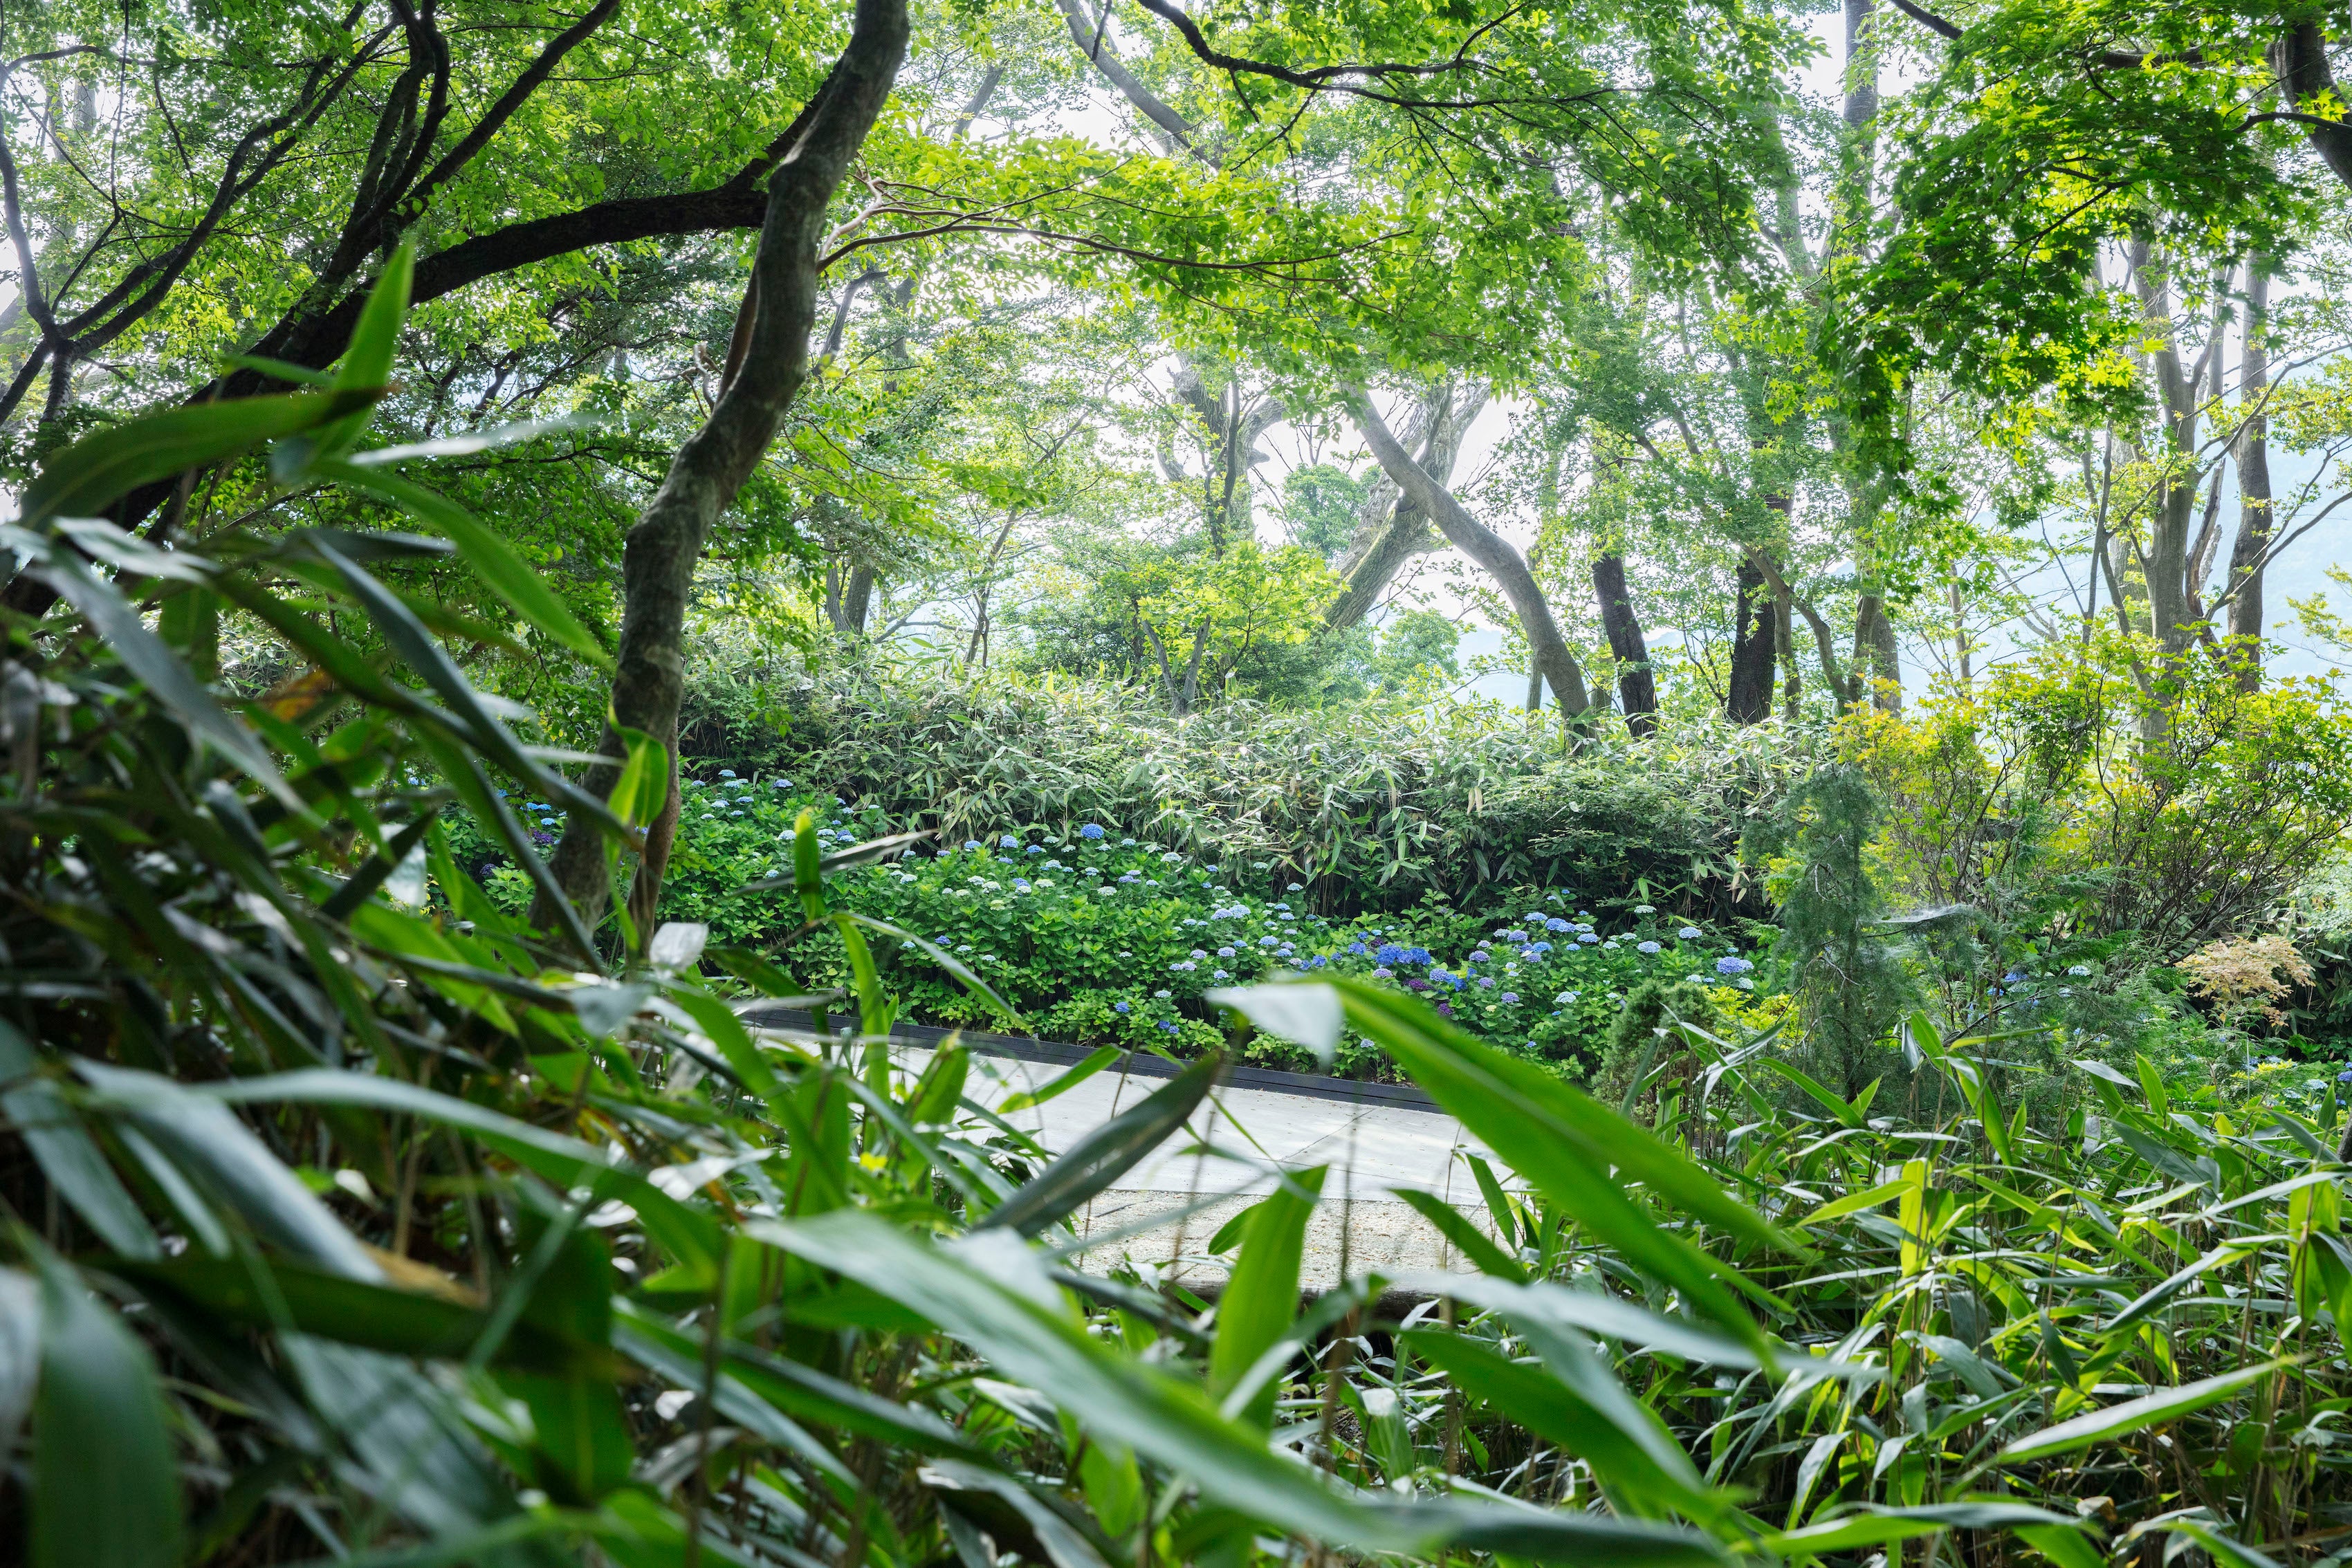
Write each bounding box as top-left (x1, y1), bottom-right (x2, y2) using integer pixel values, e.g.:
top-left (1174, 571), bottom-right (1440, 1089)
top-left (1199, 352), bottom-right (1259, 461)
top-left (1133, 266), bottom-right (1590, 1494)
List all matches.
top-left (1838, 0), bottom-right (1902, 714)
top-left (1775, 584), bottom-right (1800, 712)
top-left (1726, 555), bottom-right (1776, 723)
top-left (1591, 553), bottom-right (1657, 738)
top-left (536, 0), bottom-right (910, 936)
top-left (2133, 240), bottom-right (2201, 661)
top-left (1326, 382), bottom-right (1487, 631)
top-left (1853, 593), bottom-right (1901, 711)
top-left (2225, 259), bottom-right (2273, 690)
top-left (841, 564), bottom-right (876, 634)
top-left (1351, 389), bottom-right (1593, 719)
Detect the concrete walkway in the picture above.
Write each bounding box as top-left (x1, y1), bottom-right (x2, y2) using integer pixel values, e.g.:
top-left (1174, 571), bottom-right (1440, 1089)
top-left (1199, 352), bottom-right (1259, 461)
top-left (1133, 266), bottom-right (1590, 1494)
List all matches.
top-left (934, 1046), bottom-right (1505, 1289)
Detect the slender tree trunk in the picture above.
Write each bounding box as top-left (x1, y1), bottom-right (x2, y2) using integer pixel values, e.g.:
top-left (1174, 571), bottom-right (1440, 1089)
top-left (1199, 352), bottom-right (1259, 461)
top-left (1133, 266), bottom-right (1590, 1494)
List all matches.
top-left (1727, 555), bottom-right (1776, 723)
top-left (1351, 389), bottom-right (1592, 718)
top-left (2225, 259), bottom-right (2273, 689)
top-left (842, 564), bottom-right (876, 634)
top-left (2133, 241), bottom-right (2201, 661)
top-left (1947, 577), bottom-right (1974, 695)
top-left (1526, 661), bottom-right (1544, 712)
top-left (1853, 593), bottom-right (1901, 710)
top-left (536, 0), bottom-right (911, 935)
top-left (1326, 382), bottom-right (1485, 631)
top-left (1775, 585), bottom-right (1799, 712)
top-left (1591, 553), bottom-right (1657, 738)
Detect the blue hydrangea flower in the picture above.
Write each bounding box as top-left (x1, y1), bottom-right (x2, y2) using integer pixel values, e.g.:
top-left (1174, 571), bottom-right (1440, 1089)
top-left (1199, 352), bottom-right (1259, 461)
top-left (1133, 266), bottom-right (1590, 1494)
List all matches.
top-left (1524, 911), bottom-right (1545, 922)
top-left (1500, 992), bottom-right (1519, 1004)
top-left (1027, 845), bottom-right (1045, 854)
top-left (719, 770), bottom-right (737, 778)
top-left (1155, 988), bottom-right (1172, 999)
top-left (1158, 1020), bottom-right (1180, 1033)
top-left (1545, 918), bottom-right (1570, 933)
top-left (2337, 1068), bottom-right (2352, 1084)
top-left (1214, 968), bottom-right (1231, 979)
top-left (1406, 946), bottom-right (1432, 965)
top-left (1467, 951), bottom-right (1487, 965)
top-left (1191, 949), bottom-right (1207, 959)
top-left (1716, 956), bottom-right (1755, 976)
top-left (1121, 837), bottom-right (1137, 846)
top-left (1375, 943), bottom-right (1407, 965)
top-left (1218, 946), bottom-right (1236, 958)
top-left (963, 840), bottom-right (981, 851)
top-left (1634, 904), bottom-right (1655, 916)
top-left (1638, 941), bottom-right (1662, 954)
top-left (1478, 976), bottom-right (1495, 989)
top-left (1348, 941), bottom-right (1367, 955)
top-left (1115, 1002), bottom-right (1131, 1013)
top-left (1081, 823), bottom-right (1105, 840)
top-left (1372, 967), bottom-right (1393, 977)
top-left (1287, 881), bottom-right (1303, 891)
top-left (1305, 955), bottom-right (1327, 969)
top-left (1529, 943), bottom-right (1552, 955)
top-left (1579, 934), bottom-right (1599, 946)
top-left (771, 779), bottom-right (789, 788)
top-left (1260, 936), bottom-right (1280, 948)
top-left (1012, 878), bottom-right (1031, 892)
top-left (1000, 834), bottom-right (1019, 848)
top-left (1504, 930), bottom-right (1529, 943)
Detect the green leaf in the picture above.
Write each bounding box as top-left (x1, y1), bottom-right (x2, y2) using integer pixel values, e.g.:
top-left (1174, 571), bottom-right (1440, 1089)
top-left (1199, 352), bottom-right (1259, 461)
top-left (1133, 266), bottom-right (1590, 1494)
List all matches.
top-left (309, 456), bottom-right (611, 670)
top-left (980, 1051), bottom-right (1223, 1237)
top-left (1801, 1179), bottom-right (1914, 1227)
top-left (28, 548), bottom-right (295, 807)
top-left (764, 1209), bottom-right (1726, 1565)
top-left (1403, 1328), bottom-right (1715, 1520)
top-left (1759, 1504), bottom-right (2082, 1559)
top-left (838, 910), bottom-right (1025, 1028)
top-left (1330, 979), bottom-right (1783, 1356)
top-left (17, 389), bottom-right (371, 525)
top-left (999, 1045), bottom-right (1122, 1114)
top-left (2019, 1524), bottom-right (2111, 1568)
top-left (1761, 1057), bottom-right (1868, 1129)
top-left (196, 1069), bottom-right (721, 1283)
top-left (0, 1024), bottom-right (158, 1259)
top-left (1389, 1187), bottom-right (1528, 1282)
top-left (1997, 1361), bottom-right (2290, 1464)
top-left (223, 353), bottom-right (336, 387)
top-left (1206, 981), bottom-right (1343, 1066)
top-left (32, 1251), bottom-right (181, 1568)
top-left (1210, 1165), bottom-right (1325, 1427)
top-left (76, 1061), bottom-right (380, 1280)
top-left (313, 241), bottom-right (414, 459)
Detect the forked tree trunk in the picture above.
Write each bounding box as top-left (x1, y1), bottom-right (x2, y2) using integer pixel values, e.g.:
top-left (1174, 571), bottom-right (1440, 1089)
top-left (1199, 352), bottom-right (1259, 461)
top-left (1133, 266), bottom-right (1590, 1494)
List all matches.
top-left (1351, 389), bottom-right (1592, 719)
top-left (536, 0), bottom-right (910, 935)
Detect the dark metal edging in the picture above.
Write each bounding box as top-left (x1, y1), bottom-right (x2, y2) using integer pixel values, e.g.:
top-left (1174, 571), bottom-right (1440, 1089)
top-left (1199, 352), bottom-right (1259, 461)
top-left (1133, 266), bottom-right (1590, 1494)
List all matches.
top-left (738, 1008), bottom-right (1445, 1115)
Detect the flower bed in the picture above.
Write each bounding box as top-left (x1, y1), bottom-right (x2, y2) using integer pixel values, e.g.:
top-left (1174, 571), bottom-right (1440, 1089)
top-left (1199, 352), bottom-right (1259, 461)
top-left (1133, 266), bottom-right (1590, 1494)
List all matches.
top-left (451, 769), bottom-right (1770, 1077)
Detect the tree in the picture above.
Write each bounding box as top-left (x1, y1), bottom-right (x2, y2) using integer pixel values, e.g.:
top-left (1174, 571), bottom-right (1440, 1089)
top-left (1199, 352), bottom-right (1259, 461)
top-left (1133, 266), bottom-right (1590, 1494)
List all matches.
top-left (538, 0), bottom-right (911, 934)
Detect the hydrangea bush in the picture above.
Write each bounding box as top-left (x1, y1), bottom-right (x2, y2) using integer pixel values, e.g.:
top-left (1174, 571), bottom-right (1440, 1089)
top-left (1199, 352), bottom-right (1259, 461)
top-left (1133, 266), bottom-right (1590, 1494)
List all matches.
top-left (455, 771), bottom-right (1763, 1076)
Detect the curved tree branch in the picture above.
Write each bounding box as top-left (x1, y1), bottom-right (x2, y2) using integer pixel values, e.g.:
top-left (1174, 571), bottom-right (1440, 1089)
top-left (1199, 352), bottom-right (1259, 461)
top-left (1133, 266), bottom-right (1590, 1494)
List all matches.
top-left (1351, 387), bottom-right (1591, 717)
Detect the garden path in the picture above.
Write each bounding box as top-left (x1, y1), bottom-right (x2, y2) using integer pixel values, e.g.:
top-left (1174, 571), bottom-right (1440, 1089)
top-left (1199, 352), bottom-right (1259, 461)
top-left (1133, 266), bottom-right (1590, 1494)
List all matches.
top-left (907, 1044), bottom-right (1502, 1289)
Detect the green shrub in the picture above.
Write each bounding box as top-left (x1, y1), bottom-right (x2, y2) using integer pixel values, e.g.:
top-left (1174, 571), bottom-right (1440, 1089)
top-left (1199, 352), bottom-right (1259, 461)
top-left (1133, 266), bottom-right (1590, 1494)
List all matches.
top-left (731, 663), bottom-right (1793, 921)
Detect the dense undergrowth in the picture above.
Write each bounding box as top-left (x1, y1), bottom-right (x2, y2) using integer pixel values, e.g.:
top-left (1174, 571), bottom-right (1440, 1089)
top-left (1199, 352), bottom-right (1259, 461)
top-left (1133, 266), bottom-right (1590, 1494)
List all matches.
top-left (7, 302), bottom-right (2352, 1568)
